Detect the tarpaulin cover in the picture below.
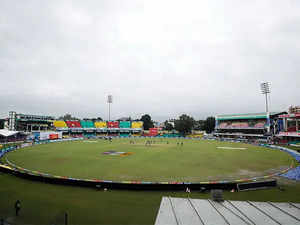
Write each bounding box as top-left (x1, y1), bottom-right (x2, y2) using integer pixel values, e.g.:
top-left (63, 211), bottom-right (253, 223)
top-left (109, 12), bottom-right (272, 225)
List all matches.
top-left (278, 146), bottom-right (300, 180)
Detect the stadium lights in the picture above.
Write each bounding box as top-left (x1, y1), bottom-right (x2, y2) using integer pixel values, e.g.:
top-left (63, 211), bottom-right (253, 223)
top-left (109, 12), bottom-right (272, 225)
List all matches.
top-left (107, 95), bottom-right (113, 121)
top-left (260, 82), bottom-right (270, 113)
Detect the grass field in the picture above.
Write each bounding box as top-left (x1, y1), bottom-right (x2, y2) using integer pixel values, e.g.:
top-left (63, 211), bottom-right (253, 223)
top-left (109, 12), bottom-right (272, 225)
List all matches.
top-left (1, 138), bottom-right (300, 225)
top-left (5, 138), bottom-right (294, 182)
top-left (1, 172), bottom-right (300, 225)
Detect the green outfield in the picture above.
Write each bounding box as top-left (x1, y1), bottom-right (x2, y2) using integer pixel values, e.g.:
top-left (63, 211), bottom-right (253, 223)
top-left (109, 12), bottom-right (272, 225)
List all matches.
top-left (5, 138), bottom-right (294, 182)
top-left (1, 139), bottom-right (300, 225)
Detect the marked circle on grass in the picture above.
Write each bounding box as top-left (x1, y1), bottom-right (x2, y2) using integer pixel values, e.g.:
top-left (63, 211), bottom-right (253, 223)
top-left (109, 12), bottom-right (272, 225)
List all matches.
top-left (5, 138), bottom-right (293, 183)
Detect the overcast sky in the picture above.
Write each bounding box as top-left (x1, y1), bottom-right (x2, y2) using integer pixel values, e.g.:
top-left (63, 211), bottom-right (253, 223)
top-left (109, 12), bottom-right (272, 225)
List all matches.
top-left (1, 0), bottom-right (299, 121)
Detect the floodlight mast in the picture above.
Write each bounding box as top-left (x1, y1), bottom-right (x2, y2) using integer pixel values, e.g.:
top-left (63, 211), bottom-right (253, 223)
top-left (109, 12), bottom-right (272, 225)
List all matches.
top-left (107, 95), bottom-right (113, 121)
top-left (261, 82), bottom-right (271, 133)
top-left (261, 82), bottom-right (270, 113)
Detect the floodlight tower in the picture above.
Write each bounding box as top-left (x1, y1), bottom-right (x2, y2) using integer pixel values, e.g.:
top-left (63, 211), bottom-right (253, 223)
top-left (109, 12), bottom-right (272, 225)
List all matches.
top-left (107, 95), bottom-right (113, 121)
top-left (260, 82), bottom-right (270, 113)
top-left (261, 82), bottom-right (271, 133)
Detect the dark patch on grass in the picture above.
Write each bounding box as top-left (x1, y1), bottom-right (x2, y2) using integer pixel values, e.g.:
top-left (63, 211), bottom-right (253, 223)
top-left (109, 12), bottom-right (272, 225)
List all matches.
top-left (53, 158), bottom-right (69, 163)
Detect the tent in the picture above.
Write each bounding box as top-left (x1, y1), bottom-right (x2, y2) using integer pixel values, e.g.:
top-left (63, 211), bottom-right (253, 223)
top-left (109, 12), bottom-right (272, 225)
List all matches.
top-left (0, 129), bottom-right (19, 137)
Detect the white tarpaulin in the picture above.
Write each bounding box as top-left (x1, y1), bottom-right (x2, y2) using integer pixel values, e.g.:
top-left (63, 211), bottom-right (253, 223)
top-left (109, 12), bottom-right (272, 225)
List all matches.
top-left (0, 129), bottom-right (19, 137)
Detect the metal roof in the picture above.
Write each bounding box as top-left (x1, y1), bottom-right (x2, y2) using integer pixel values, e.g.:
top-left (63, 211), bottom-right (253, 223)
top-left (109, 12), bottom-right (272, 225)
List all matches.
top-left (216, 112), bottom-right (285, 121)
top-left (155, 197), bottom-right (300, 225)
top-left (0, 129), bottom-right (19, 137)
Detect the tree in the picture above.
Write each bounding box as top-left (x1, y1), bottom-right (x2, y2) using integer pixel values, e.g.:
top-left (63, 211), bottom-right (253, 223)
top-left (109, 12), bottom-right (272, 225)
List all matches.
top-left (0, 119), bottom-right (4, 129)
top-left (204, 116), bottom-right (216, 133)
top-left (194, 120), bottom-right (206, 130)
top-left (164, 120), bottom-right (174, 131)
top-left (58, 114), bottom-right (79, 120)
top-left (174, 114), bottom-right (195, 135)
top-left (140, 114), bottom-right (154, 130)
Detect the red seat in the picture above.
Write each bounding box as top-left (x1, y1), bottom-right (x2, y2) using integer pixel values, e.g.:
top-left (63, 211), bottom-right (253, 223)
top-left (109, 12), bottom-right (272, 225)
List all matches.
top-left (66, 121), bottom-right (82, 128)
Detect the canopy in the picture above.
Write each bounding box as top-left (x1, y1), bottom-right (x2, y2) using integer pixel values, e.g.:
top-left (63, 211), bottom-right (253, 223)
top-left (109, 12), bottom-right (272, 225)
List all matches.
top-left (0, 129), bottom-right (19, 137)
top-left (216, 112), bottom-right (285, 121)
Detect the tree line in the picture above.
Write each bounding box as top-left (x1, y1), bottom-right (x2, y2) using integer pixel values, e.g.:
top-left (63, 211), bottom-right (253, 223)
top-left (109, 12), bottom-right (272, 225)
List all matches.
top-left (141, 114), bottom-right (215, 135)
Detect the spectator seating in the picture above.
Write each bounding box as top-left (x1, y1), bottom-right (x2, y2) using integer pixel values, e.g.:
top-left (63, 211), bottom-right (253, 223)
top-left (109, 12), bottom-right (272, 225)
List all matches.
top-left (218, 120), bottom-right (266, 129)
top-left (70, 134), bottom-right (83, 138)
top-left (287, 126), bottom-right (297, 132)
top-left (231, 122), bottom-right (248, 128)
top-left (53, 120), bottom-right (68, 128)
top-left (94, 121), bottom-right (107, 128)
top-left (131, 122), bottom-right (143, 129)
top-left (80, 120), bottom-right (95, 128)
top-left (254, 121), bottom-right (266, 128)
top-left (219, 122), bottom-right (228, 128)
top-left (107, 121), bottom-right (119, 128)
top-left (66, 121), bottom-right (82, 128)
top-left (119, 121), bottom-right (131, 129)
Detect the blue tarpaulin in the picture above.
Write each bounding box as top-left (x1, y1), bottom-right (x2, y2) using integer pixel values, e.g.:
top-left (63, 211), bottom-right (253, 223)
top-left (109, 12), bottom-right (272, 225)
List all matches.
top-left (281, 166), bottom-right (300, 180)
top-left (277, 146), bottom-right (300, 180)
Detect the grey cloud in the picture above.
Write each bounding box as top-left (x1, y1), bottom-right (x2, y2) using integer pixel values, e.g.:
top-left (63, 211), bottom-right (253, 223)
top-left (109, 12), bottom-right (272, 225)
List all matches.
top-left (1, 0), bottom-right (300, 120)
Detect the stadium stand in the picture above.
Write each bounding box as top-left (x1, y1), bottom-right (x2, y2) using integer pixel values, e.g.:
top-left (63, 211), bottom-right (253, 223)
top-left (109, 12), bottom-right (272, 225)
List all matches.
top-left (0, 130), bottom-right (26, 143)
top-left (215, 112), bottom-right (286, 140)
top-left (287, 126), bottom-right (297, 132)
top-left (119, 121), bottom-right (131, 129)
top-left (218, 120), bottom-right (266, 129)
top-left (80, 120), bottom-right (95, 128)
top-left (276, 106), bottom-right (300, 142)
top-left (254, 120), bottom-right (266, 128)
top-left (53, 120), bottom-right (68, 128)
top-left (119, 121), bottom-right (130, 136)
top-left (80, 120), bottom-right (96, 137)
top-left (94, 121), bottom-right (107, 128)
top-left (131, 122), bottom-right (143, 129)
top-left (66, 121), bottom-right (82, 128)
top-left (107, 121), bottom-right (119, 128)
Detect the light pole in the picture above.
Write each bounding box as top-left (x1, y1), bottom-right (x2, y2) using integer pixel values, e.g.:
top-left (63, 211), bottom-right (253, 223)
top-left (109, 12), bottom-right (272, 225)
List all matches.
top-left (107, 95), bottom-right (113, 121)
top-left (261, 82), bottom-right (271, 133)
top-left (261, 82), bottom-right (270, 113)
